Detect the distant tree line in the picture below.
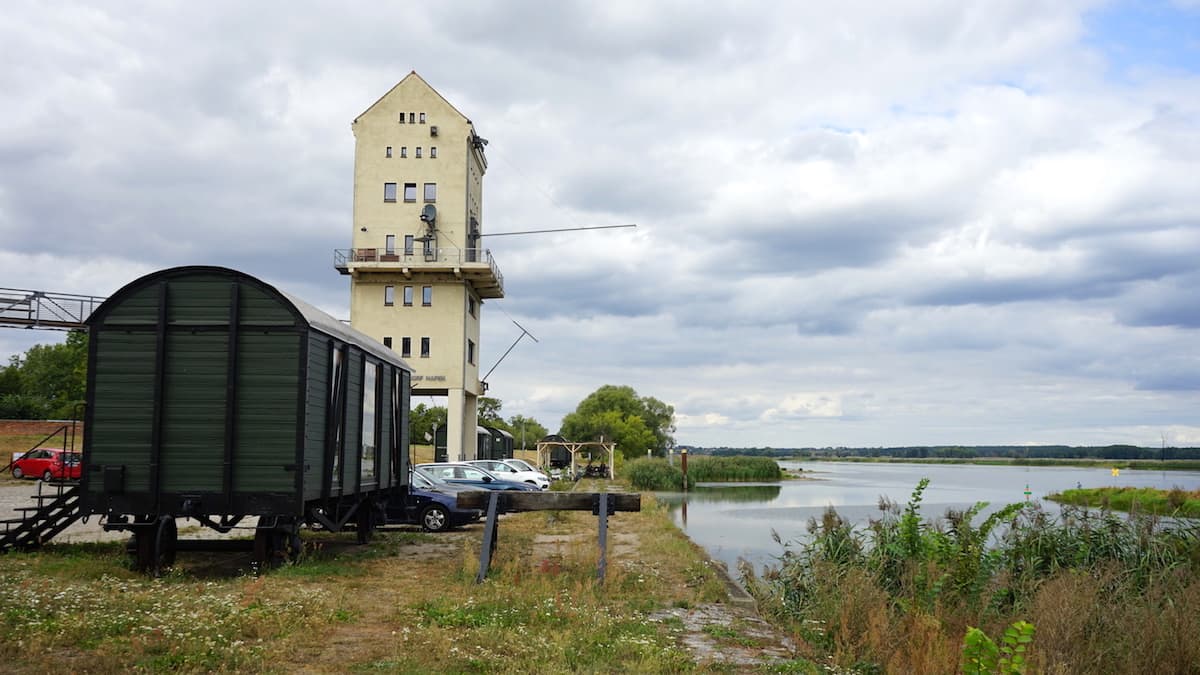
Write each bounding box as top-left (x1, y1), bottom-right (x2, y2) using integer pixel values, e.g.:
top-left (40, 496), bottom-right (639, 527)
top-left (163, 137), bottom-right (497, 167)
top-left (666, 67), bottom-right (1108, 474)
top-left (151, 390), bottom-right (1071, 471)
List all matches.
top-left (0, 332), bottom-right (87, 420)
top-left (691, 444), bottom-right (1200, 461)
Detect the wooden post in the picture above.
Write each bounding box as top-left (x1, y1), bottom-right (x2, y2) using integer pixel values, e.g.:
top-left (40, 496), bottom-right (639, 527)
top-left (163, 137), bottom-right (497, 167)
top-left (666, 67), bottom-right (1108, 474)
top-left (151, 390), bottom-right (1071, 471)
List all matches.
top-left (681, 447), bottom-right (688, 491)
top-left (475, 492), bottom-right (500, 583)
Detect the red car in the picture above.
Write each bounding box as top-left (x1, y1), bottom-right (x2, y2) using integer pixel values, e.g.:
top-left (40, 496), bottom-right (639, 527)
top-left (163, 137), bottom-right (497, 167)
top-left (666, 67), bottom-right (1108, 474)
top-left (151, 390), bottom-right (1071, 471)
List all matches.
top-left (11, 448), bottom-right (81, 481)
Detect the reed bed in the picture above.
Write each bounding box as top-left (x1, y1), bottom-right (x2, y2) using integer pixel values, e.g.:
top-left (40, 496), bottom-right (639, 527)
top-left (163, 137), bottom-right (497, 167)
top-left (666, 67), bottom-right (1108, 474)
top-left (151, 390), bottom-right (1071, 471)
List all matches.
top-left (742, 479), bottom-right (1200, 673)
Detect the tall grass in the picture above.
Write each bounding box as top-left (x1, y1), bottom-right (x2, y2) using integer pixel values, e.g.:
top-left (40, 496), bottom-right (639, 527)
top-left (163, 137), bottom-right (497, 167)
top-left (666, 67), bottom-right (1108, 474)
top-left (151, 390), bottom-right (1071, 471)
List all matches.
top-left (1047, 486), bottom-right (1200, 518)
top-left (742, 480), bottom-right (1200, 673)
top-left (622, 458), bottom-right (691, 491)
top-left (686, 455), bottom-right (783, 482)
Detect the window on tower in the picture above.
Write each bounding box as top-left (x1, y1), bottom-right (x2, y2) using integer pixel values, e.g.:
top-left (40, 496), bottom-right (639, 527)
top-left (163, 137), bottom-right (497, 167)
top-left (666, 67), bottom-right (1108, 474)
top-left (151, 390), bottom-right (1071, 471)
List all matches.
top-left (403, 286), bottom-right (413, 307)
top-left (415, 147), bottom-right (422, 158)
top-left (404, 234), bottom-right (414, 255)
top-left (383, 336), bottom-right (392, 348)
top-left (383, 183), bottom-right (397, 202)
top-left (468, 340), bottom-right (476, 365)
top-left (422, 285), bottom-right (432, 306)
top-left (424, 183), bottom-right (437, 202)
top-left (401, 337), bottom-right (411, 358)
top-left (409, 112), bottom-right (415, 124)
top-left (386, 146), bottom-right (392, 158)
top-left (430, 146), bottom-right (437, 158)
top-left (399, 113), bottom-right (405, 124)
top-left (384, 286), bottom-right (395, 306)
top-left (420, 337), bottom-right (430, 358)
top-left (419, 112), bottom-right (426, 124)
top-left (400, 146), bottom-right (407, 158)
top-left (468, 297), bottom-right (476, 317)
top-left (403, 183), bottom-right (417, 202)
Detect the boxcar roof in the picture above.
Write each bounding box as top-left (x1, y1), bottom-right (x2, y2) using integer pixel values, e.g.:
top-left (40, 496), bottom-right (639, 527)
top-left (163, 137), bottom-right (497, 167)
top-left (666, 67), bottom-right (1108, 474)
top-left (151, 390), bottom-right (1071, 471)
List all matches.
top-left (280, 290), bottom-right (410, 370)
top-left (89, 265), bottom-right (411, 372)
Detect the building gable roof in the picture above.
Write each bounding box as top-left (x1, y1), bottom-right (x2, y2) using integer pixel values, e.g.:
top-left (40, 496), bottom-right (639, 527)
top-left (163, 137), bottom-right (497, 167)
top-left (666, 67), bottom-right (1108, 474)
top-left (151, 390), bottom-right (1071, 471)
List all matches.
top-left (353, 71), bottom-right (472, 126)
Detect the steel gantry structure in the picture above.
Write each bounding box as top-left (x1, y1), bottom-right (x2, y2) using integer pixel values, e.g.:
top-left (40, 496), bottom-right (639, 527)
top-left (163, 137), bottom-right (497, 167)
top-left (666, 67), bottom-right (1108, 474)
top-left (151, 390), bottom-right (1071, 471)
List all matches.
top-left (0, 288), bottom-right (105, 331)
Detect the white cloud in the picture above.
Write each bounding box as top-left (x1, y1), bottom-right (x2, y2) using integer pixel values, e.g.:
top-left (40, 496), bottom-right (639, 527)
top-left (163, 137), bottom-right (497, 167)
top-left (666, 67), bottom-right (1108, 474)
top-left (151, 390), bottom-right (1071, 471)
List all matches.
top-left (1, 1), bottom-right (1198, 448)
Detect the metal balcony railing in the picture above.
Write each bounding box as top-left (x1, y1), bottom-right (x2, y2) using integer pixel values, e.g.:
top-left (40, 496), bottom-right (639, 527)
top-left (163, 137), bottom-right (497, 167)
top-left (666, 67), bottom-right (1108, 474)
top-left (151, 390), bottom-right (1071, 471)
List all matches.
top-left (333, 248), bottom-right (504, 294)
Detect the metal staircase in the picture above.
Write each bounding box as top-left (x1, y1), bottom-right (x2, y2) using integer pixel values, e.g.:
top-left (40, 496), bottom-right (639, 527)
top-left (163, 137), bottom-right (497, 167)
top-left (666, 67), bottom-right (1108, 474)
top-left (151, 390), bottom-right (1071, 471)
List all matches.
top-left (0, 480), bottom-right (83, 552)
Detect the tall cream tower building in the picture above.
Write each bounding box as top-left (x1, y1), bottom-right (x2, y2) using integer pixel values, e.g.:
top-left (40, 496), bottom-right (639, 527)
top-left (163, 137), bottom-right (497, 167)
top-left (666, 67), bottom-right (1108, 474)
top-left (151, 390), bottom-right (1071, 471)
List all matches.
top-left (336, 72), bottom-right (503, 461)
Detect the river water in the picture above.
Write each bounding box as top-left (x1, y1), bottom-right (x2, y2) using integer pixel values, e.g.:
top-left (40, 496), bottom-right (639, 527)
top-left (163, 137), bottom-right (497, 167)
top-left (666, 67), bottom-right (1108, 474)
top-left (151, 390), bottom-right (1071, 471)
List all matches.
top-left (655, 461), bottom-right (1200, 580)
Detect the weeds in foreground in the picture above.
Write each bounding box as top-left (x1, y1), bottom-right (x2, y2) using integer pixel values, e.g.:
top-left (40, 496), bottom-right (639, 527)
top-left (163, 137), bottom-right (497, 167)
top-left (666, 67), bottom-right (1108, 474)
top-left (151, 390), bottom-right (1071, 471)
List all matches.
top-left (743, 480), bottom-right (1200, 673)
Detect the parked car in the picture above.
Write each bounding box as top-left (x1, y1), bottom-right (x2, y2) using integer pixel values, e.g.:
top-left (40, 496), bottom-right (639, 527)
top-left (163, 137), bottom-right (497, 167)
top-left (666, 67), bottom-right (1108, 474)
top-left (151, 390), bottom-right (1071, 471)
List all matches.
top-left (385, 469), bottom-right (484, 532)
top-left (416, 462), bottom-right (539, 491)
top-left (503, 457), bottom-right (548, 478)
top-left (10, 448), bottom-right (81, 481)
top-left (467, 459), bottom-right (549, 490)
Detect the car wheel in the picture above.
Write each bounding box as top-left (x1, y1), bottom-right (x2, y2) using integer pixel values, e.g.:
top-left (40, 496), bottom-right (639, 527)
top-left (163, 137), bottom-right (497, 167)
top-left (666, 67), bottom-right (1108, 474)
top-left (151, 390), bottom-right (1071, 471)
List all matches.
top-left (12, 466), bottom-right (24, 479)
top-left (42, 470), bottom-right (54, 482)
top-left (421, 504), bottom-right (450, 532)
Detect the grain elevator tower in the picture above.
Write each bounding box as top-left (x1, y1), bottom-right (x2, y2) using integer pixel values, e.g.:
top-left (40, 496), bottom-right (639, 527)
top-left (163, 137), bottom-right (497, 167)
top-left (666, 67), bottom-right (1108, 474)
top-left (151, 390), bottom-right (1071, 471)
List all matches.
top-left (335, 72), bottom-right (503, 461)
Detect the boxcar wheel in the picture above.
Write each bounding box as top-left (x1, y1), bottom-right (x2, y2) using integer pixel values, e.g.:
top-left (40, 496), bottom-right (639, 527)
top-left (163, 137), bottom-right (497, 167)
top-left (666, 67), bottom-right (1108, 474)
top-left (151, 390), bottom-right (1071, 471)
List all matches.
top-left (11, 466), bottom-right (23, 479)
top-left (420, 504), bottom-right (449, 532)
top-left (134, 517), bottom-right (177, 576)
top-left (253, 528), bottom-right (278, 568)
top-left (356, 504), bottom-right (375, 544)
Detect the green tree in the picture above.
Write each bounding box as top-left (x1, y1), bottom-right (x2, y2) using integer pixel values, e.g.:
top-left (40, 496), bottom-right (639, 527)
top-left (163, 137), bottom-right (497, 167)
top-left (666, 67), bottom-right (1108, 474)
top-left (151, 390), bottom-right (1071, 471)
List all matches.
top-left (409, 403), bottom-right (447, 444)
top-left (478, 396), bottom-right (504, 425)
top-left (3, 331), bottom-right (88, 419)
top-left (559, 385), bottom-right (676, 459)
top-left (506, 414), bottom-right (549, 451)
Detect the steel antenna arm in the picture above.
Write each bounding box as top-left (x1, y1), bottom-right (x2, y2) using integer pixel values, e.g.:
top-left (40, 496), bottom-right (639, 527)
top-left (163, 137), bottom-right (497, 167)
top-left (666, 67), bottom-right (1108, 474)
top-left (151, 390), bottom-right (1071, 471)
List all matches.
top-left (478, 224), bottom-right (636, 237)
top-left (482, 320), bottom-right (539, 384)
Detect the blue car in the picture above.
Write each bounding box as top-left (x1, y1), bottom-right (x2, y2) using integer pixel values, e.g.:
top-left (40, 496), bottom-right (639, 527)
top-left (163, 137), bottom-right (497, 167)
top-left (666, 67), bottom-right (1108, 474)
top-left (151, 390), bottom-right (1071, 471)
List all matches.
top-left (386, 469), bottom-right (485, 532)
top-left (416, 462), bottom-right (540, 492)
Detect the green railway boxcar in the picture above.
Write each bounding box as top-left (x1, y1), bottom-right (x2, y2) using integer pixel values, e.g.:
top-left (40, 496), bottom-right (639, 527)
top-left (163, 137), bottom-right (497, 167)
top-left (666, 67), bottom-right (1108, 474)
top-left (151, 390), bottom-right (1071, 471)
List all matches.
top-left (81, 266), bottom-right (411, 572)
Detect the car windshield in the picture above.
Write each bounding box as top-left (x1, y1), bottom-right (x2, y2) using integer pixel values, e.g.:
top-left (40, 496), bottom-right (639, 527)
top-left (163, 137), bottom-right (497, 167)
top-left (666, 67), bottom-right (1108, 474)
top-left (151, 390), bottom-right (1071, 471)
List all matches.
top-left (506, 459), bottom-right (536, 472)
top-left (414, 466), bottom-right (450, 485)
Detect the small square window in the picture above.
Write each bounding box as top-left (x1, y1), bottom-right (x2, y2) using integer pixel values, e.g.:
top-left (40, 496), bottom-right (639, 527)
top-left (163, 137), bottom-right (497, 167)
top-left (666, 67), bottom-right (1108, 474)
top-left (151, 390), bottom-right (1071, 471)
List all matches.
top-left (384, 286), bottom-right (395, 306)
top-left (422, 285), bottom-right (432, 306)
top-left (383, 336), bottom-right (392, 348)
top-left (401, 337), bottom-right (411, 358)
top-left (415, 147), bottom-right (422, 158)
top-left (409, 112), bottom-right (415, 124)
top-left (400, 146), bottom-right (407, 158)
top-left (468, 339), bottom-right (475, 365)
top-left (430, 146), bottom-right (437, 158)
top-left (423, 183), bottom-right (436, 202)
top-left (404, 235), bottom-right (414, 255)
top-left (419, 112), bottom-right (426, 124)
top-left (383, 182), bottom-right (397, 202)
top-left (420, 337), bottom-right (430, 358)
top-left (403, 183), bottom-right (417, 202)
top-left (385, 146), bottom-right (392, 158)
top-left (403, 286), bottom-right (413, 306)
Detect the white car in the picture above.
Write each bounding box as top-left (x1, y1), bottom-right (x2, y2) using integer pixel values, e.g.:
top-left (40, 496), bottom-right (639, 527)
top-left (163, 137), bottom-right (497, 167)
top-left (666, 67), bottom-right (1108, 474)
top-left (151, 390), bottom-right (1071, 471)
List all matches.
top-left (468, 459), bottom-right (549, 490)
top-left (503, 458), bottom-right (549, 478)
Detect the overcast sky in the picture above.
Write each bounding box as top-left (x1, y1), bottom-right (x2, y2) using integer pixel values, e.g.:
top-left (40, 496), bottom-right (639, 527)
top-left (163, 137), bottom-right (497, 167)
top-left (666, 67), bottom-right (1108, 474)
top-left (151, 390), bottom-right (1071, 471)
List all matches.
top-left (2, 1), bottom-right (1199, 448)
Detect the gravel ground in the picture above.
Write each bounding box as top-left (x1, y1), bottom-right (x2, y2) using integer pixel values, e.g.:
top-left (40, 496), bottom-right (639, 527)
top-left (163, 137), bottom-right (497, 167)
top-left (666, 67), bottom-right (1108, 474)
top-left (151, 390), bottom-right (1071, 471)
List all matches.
top-left (0, 480), bottom-right (259, 545)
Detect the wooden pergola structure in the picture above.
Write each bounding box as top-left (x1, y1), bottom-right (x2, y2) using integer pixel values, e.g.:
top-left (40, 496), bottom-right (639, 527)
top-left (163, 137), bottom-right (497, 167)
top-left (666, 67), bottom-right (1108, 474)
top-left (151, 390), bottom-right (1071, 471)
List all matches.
top-left (535, 440), bottom-right (616, 479)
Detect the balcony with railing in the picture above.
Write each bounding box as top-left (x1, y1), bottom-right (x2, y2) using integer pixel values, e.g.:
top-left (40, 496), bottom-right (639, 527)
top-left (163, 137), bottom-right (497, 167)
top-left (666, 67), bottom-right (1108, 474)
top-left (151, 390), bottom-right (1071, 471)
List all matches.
top-left (334, 247), bottom-right (504, 299)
